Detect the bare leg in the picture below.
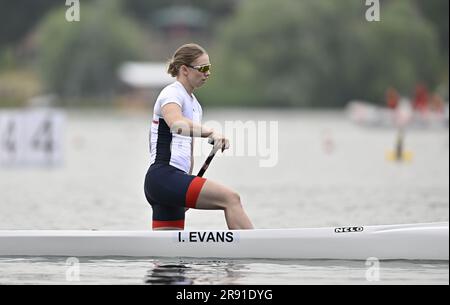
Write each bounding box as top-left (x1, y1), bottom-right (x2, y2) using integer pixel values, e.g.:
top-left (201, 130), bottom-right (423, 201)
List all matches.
top-left (195, 180), bottom-right (254, 230)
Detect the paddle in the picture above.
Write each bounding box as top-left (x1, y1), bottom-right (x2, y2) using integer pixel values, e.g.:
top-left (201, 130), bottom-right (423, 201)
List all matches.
top-left (386, 99), bottom-right (414, 162)
top-left (386, 129), bottom-right (413, 162)
top-left (196, 139), bottom-right (223, 177)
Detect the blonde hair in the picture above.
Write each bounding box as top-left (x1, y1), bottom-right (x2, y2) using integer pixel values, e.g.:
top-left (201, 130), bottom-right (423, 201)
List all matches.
top-left (167, 43), bottom-right (207, 77)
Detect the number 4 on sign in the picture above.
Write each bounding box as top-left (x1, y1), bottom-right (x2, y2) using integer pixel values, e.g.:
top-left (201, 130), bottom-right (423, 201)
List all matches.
top-left (0, 113), bottom-right (24, 165)
top-left (25, 110), bottom-right (65, 166)
top-left (31, 119), bottom-right (54, 154)
top-left (3, 121), bottom-right (17, 154)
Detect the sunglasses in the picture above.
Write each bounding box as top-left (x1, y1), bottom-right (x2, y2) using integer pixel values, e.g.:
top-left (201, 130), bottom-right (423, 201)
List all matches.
top-left (187, 64), bottom-right (211, 73)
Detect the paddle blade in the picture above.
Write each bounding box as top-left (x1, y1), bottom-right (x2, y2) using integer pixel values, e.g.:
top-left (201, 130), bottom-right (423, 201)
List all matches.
top-left (385, 150), bottom-right (414, 162)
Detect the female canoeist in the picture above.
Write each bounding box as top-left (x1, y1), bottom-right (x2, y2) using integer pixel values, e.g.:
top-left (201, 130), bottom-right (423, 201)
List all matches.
top-left (144, 43), bottom-right (254, 231)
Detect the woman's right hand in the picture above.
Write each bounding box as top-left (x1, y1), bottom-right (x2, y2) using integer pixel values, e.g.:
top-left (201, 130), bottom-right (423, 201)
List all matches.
top-left (208, 131), bottom-right (230, 152)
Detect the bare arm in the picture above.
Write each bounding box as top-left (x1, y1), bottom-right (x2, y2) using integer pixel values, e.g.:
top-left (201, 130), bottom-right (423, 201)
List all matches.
top-left (162, 103), bottom-right (230, 152)
top-left (162, 103), bottom-right (213, 138)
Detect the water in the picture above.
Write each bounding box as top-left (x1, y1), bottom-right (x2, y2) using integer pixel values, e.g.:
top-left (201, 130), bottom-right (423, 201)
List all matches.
top-left (0, 108), bottom-right (448, 284)
top-left (0, 257), bottom-right (447, 285)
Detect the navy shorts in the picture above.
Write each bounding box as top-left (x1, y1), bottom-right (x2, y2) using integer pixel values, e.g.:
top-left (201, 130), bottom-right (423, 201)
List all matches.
top-left (144, 163), bottom-right (207, 230)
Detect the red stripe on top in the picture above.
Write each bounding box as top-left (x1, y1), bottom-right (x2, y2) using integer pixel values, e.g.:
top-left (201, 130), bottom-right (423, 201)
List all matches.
top-left (185, 177), bottom-right (207, 209)
top-left (152, 219), bottom-right (184, 229)
top-left (152, 120), bottom-right (159, 124)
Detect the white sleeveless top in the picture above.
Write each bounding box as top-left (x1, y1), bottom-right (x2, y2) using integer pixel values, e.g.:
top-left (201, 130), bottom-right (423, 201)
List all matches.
top-left (149, 81), bottom-right (203, 173)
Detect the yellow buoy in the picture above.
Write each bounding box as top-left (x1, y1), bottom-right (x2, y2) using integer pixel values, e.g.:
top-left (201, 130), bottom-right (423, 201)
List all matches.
top-left (385, 150), bottom-right (414, 162)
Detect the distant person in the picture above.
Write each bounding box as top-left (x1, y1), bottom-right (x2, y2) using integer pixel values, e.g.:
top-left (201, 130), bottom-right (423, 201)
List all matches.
top-left (144, 43), bottom-right (254, 231)
top-left (385, 87), bottom-right (399, 109)
top-left (413, 83), bottom-right (429, 113)
top-left (429, 94), bottom-right (445, 113)
top-left (394, 97), bottom-right (413, 127)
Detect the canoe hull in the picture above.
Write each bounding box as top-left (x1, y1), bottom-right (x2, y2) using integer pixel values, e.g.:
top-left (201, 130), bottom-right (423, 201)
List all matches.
top-left (0, 222), bottom-right (448, 260)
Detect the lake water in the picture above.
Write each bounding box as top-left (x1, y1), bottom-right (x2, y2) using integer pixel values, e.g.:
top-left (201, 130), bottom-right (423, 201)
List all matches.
top-left (0, 108), bottom-right (448, 285)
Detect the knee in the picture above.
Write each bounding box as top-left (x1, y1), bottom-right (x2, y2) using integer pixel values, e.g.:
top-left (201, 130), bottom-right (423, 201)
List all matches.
top-left (224, 191), bottom-right (241, 208)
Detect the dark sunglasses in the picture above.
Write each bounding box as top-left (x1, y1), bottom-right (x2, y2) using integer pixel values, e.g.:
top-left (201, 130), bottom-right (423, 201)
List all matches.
top-left (187, 64), bottom-right (211, 73)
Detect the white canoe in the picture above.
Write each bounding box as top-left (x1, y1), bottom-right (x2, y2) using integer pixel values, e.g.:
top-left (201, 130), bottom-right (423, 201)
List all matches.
top-left (0, 222), bottom-right (448, 260)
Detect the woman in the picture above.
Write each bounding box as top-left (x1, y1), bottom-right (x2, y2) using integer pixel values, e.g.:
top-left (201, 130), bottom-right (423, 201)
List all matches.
top-left (144, 43), bottom-right (254, 231)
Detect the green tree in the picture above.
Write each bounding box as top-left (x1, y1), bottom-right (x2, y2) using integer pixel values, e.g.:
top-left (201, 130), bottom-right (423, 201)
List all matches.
top-left (35, 0), bottom-right (145, 103)
top-left (199, 0), bottom-right (442, 107)
top-left (0, 0), bottom-right (60, 48)
top-left (414, 0), bottom-right (448, 61)
top-left (124, 0), bottom-right (237, 21)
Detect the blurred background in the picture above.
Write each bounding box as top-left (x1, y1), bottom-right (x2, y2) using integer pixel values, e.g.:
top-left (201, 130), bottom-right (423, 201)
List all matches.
top-left (0, 0), bottom-right (448, 230)
top-left (0, 0), bottom-right (448, 109)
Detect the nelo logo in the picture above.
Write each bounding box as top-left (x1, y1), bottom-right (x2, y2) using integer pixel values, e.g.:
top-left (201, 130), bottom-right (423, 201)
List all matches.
top-left (334, 227), bottom-right (364, 233)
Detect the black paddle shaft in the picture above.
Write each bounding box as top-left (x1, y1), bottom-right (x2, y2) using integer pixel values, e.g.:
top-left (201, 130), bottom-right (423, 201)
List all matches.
top-left (196, 140), bottom-right (223, 177)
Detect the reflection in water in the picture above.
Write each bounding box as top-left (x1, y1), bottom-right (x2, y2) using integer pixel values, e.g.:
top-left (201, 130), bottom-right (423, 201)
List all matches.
top-left (145, 263), bottom-right (193, 285)
top-left (144, 260), bottom-right (249, 285)
top-left (143, 258), bottom-right (449, 285)
top-left (0, 257), bottom-right (446, 284)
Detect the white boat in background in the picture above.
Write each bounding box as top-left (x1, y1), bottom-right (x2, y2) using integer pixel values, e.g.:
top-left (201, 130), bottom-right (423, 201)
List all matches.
top-left (346, 100), bottom-right (449, 129)
top-left (0, 222), bottom-right (448, 260)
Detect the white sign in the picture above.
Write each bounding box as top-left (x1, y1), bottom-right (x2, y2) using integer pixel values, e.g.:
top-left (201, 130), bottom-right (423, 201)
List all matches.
top-left (0, 109), bottom-right (65, 167)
